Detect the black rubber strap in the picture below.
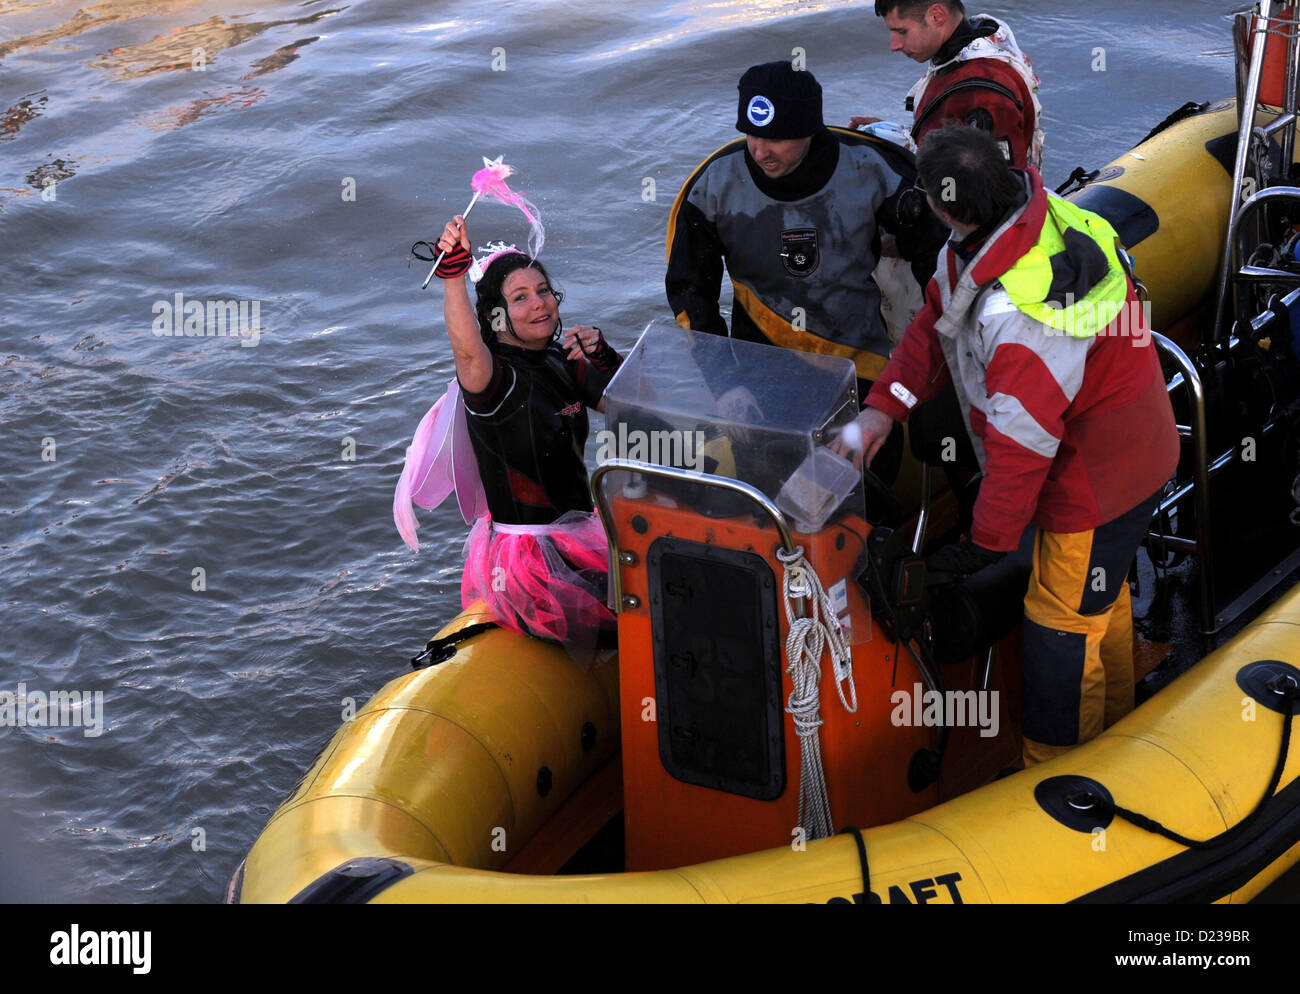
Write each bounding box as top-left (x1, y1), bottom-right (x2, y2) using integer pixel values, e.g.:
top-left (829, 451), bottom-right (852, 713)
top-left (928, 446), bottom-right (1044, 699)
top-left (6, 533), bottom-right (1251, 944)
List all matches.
top-left (840, 825), bottom-right (871, 903)
top-left (1138, 100), bottom-right (1209, 146)
top-left (1113, 683), bottom-right (1296, 849)
top-left (410, 621), bottom-right (498, 669)
top-left (1054, 166), bottom-right (1099, 196)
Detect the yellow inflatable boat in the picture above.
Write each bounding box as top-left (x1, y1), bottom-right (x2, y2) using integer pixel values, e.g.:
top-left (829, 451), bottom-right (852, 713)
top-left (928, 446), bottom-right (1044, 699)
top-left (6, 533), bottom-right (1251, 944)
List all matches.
top-left (232, 27), bottom-right (1300, 903)
top-left (1068, 98), bottom-right (1300, 334)
top-left (231, 591), bottom-right (1299, 904)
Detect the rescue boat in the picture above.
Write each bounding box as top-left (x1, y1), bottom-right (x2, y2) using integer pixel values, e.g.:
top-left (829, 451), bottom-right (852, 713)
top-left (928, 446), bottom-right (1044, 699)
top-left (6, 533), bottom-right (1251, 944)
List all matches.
top-left (233, 587), bottom-right (1299, 903)
top-left (229, 4), bottom-right (1300, 904)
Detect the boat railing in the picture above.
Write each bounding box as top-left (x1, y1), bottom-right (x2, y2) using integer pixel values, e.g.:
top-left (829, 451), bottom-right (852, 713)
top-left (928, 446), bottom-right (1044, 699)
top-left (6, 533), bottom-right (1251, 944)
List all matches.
top-left (1216, 1), bottom-right (1300, 347)
top-left (1150, 333), bottom-right (1215, 635)
top-left (590, 458), bottom-right (806, 616)
top-left (1154, 286), bottom-right (1300, 634)
top-left (1158, 2), bottom-right (1300, 635)
top-left (1220, 183), bottom-right (1300, 351)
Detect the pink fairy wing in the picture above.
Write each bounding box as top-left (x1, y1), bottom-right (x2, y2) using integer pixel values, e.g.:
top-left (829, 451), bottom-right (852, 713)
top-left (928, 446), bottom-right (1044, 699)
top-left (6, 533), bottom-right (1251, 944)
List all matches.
top-left (409, 384), bottom-right (460, 508)
top-left (449, 383), bottom-right (489, 524)
top-left (394, 404), bottom-right (440, 551)
top-left (393, 482), bottom-right (421, 552)
top-left (393, 380), bottom-right (460, 552)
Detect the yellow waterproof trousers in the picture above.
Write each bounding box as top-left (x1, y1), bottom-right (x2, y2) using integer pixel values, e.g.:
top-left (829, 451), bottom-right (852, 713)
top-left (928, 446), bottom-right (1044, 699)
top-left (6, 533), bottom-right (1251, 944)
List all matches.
top-left (1020, 493), bottom-right (1160, 766)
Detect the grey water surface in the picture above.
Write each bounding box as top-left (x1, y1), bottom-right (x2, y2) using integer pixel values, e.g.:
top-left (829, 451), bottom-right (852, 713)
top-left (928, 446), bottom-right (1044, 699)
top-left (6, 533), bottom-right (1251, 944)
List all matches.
top-left (2, 0), bottom-right (1284, 902)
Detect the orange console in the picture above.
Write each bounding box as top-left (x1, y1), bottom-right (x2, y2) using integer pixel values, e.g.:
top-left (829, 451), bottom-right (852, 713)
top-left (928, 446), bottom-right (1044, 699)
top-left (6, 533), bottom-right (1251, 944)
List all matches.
top-left (597, 325), bottom-right (1021, 871)
top-left (606, 480), bottom-right (947, 871)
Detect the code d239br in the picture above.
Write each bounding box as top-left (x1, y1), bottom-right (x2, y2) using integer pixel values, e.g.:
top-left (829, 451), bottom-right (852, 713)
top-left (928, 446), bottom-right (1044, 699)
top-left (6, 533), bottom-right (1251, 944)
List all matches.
top-left (1130, 930), bottom-right (1251, 944)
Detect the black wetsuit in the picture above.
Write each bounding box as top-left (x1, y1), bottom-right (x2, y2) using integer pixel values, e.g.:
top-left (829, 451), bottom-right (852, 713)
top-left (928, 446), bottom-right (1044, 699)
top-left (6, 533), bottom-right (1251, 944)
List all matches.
top-left (666, 127), bottom-right (947, 390)
top-left (460, 339), bottom-right (619, 526)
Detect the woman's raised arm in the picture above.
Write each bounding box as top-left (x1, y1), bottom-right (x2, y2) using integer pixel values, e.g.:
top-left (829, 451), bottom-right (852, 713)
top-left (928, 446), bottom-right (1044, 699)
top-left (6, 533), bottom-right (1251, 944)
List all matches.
top-left (436, 216), bottom-right (494, 394)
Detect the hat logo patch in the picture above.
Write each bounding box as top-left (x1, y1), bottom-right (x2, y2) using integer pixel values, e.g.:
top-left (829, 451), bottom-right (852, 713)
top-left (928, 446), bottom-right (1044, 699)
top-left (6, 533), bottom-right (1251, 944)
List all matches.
top-left (747, 95), bottom-right (775, 128)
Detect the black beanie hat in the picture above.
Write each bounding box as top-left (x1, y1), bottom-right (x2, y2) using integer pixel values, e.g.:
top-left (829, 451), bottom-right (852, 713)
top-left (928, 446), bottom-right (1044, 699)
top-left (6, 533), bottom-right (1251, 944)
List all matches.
top-left (736, 61), bottom-right (824, 139)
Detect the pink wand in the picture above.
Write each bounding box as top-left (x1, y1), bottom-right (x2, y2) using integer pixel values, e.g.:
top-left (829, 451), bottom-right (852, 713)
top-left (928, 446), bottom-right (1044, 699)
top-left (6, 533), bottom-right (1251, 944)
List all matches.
top-left (421, 155), bottom-right (546, 288)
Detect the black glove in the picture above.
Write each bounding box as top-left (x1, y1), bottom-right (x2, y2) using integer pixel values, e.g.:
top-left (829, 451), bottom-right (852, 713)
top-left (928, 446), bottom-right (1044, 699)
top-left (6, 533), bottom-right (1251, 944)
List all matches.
top-left (925, 540), bottom-right (1005, 586)
top-left (577, 327), bottom-right (622, 374)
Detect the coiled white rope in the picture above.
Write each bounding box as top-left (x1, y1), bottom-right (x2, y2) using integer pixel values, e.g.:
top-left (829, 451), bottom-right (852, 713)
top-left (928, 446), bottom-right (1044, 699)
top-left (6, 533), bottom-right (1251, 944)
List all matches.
top-left (777, 545), bottom-right (857, 841)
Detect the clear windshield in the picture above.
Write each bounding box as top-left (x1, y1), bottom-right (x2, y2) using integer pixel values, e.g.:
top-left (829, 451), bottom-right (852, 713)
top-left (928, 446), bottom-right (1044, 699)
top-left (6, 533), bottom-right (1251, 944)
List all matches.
top-left (599, 324), bottom-right (865, 533)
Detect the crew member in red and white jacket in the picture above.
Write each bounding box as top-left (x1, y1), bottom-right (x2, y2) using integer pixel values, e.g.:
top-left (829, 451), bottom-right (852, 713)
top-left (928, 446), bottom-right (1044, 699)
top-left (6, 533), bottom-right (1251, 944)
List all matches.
top-left (835, 124), bottom-right (1178, 767)
top-left (854, 0), bottom-right (1044, 170)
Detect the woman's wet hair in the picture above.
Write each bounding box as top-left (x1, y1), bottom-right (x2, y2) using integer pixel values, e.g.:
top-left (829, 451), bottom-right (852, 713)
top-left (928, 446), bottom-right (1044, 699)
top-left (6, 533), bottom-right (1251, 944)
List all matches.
top-left (474, 253), bottom-right (563, 345)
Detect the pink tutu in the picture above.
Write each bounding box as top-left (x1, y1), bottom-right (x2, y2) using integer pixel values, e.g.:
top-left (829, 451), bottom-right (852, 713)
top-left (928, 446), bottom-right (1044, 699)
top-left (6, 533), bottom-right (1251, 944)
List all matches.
top-left (462, 510), bottom-right (616, 651)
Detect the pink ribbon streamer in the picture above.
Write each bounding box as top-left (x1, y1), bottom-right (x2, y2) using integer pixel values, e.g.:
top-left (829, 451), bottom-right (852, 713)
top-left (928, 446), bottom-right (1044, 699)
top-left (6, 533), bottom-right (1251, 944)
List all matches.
top-left (470, 156), bottom-right (545, 260)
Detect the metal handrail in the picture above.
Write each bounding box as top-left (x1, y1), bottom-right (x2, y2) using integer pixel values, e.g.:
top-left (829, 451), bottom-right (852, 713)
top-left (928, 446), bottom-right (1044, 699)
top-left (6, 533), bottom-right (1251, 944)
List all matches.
top-left (589, 459), bottom-right (803, 615)
top-left (1217, 185), bottom-right (1300, 349)
top-left (1214, 4), bottom-right (1300, 347)
top-left (1215, 0), bottom-right (1279, 347)
top-left (1150, 332), bottom-right (1217, 634)
top-left (1282, 4), bottom-right (1300, 167)
top-left (1257, 111), bottom-right (1298, 140)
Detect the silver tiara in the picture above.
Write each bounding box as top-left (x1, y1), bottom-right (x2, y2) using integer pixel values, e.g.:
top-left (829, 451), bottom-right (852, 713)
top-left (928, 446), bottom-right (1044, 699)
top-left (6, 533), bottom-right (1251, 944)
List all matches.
top-left (470, 241), bottom-right (526, 283)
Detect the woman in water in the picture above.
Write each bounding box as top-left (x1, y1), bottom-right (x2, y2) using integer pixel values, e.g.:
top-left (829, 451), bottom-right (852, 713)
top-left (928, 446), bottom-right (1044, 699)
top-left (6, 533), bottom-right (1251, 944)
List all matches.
top-left (424, 215), bottom-right (621, 650)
